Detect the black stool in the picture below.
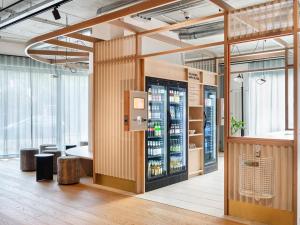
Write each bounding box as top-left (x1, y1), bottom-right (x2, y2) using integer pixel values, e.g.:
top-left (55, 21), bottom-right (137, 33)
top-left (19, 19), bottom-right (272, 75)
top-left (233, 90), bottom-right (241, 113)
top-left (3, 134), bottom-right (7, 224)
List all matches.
top-left (43, 150), bottom-right (62, 174)
top-left (65, 144), bottom-right (76, 150)
top-left (35, 154), bottom-right (54, 181)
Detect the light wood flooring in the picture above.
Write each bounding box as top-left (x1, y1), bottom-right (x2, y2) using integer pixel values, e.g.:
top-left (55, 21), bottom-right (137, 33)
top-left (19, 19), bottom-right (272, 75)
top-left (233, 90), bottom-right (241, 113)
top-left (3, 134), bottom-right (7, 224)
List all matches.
top-left (0, 158), bottom-right (244, 225)
top-left (137, 156), bottom-right (224, 217)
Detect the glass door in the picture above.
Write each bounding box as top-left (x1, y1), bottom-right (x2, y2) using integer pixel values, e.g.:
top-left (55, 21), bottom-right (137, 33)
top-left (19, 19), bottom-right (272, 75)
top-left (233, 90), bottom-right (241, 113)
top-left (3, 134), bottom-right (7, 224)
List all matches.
top-left (168, 86), bottom-right (187, 174)
top-left (204, 86), bottom-right (217, 169)
top-left (146, 82), bottom-right (168, 180)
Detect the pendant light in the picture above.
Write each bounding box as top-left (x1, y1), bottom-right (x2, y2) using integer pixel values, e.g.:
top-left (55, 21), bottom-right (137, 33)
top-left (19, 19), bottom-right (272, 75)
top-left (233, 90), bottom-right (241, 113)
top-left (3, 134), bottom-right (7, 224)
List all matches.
top-left (256, 40), bottom-right (267, 85)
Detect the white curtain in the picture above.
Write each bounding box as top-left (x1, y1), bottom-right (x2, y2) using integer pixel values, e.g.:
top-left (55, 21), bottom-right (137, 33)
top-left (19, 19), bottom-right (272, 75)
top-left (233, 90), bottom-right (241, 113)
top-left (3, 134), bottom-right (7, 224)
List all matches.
top-left (0, 55), bottom-right (88, 157)
top-left (245, 59), bottom-right (285, 136)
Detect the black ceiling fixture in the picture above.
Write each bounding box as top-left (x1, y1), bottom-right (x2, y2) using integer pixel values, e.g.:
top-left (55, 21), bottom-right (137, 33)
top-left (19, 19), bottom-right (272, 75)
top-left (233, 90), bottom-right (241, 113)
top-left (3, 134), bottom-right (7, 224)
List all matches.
top-left (52, 6), bottom-right (61, 20)
top-left (0, 0), bottom-right (72, 30)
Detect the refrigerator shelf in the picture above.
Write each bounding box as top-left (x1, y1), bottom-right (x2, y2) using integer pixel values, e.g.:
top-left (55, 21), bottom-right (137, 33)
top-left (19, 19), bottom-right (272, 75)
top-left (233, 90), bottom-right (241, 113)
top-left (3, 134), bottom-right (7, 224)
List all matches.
top-left (147, 136), bottom-right (164, 139)
top-left (170, 151), bottom-right (182, 155)
top-left (170, 134), bottom-right (182, 137)
top-left (170, 102), bottom-right (181, 105)
top-left (149, 100), bottom-right (164, 103)
top-left (148, 172), bottom-right (167, 181)
top-left (148, 154), bottom-right (163, 159)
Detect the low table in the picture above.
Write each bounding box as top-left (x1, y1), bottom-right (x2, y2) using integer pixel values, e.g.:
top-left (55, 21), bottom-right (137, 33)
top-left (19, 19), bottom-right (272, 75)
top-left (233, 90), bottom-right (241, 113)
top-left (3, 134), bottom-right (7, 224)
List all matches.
top-left (35, 154), bottom-right (54, 181)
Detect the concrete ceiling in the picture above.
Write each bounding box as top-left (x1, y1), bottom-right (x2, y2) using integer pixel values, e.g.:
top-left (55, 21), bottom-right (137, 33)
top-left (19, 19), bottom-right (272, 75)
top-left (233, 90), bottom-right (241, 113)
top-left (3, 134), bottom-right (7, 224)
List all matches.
top-left (0, 0), bottom-right (293, 58)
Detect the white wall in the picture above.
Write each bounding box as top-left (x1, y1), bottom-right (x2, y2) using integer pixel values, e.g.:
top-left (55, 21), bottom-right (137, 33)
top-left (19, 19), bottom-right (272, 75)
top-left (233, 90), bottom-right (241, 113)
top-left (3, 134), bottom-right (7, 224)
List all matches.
top-left (142, 36), bottom-right (184, 65)
top-left (0, 40), bottom-right (26, 56)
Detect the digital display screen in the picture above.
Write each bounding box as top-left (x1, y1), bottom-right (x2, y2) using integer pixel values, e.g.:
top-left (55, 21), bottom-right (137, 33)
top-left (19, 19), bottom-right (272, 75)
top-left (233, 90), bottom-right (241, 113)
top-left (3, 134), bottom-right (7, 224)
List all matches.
top-left (133, 98), bottom-right (145, 109)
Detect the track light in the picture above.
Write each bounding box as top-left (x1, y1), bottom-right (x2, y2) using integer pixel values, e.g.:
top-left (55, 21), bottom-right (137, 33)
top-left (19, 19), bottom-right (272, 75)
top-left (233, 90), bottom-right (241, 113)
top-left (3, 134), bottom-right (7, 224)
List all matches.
top-left (52, 7), bottom-right (61, 20)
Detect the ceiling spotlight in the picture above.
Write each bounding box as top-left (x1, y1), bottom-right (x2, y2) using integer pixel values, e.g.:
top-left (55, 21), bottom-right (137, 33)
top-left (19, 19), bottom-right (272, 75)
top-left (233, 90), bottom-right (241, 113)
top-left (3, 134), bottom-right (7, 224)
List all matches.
top-left (52, 7), bottom-right (61, 20)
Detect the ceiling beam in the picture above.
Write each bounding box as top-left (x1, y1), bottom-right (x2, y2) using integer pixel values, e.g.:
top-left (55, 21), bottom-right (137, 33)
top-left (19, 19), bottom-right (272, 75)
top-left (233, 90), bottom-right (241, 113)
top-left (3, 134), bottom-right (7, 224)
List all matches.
top-left (45, 39), bottom-right (93, 52)
top-left (209, 0), bottom-right (234, 11)
top-left (138, 41), bottom-right (223, 59)
top-left (27, 49), bottom-right (89, 56)
top-left (110, 19), bottom-right (190, 47)
top-left (234, 14), bottom-right (289, 48)
top-left (213, 0), bottom-right (289, 48)
top-left (51, 57), bottom-right (89, 64)
top-left (138, 12), bottom-right (224, 36)
top-left (27, 0), bottom-right (179, 45)
top-left (110, 19), bottom-right (217, 57)
top-left (65, 33), bottom-right (103, 43)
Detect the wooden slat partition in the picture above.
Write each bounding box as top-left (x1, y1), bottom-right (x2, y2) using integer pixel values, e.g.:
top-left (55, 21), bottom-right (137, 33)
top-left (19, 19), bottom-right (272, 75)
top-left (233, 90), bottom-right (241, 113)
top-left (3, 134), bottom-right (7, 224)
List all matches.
top-left (228, 139), bottom-right (293, 211)
top-left (94, 35), bottom-right (140, 183)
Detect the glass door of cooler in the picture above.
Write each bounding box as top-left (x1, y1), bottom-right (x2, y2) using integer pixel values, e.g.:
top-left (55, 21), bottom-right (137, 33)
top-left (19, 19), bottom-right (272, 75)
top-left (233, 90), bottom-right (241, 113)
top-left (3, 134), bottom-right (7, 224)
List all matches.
top-left (204, 86), bottom-right (217, 172)
top-left (146, 82), bottom-right (168, 180)
top-left (168, 86), bottom-right (187, 174)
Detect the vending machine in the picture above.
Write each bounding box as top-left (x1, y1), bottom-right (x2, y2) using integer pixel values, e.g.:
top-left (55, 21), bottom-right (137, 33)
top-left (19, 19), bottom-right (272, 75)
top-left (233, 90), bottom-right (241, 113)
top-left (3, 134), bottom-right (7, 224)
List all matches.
top-left (204, 85), bottom-right (217, 173)
top-left (145, 77), bottom-right (188, 191)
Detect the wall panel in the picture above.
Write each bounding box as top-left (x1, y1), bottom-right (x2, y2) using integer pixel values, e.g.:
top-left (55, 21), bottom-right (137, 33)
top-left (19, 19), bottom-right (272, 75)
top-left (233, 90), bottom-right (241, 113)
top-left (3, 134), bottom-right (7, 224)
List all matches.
top-left (94, 35), bottom-right (140, 182)
top-left (228, 140), bottom-right (293, 211)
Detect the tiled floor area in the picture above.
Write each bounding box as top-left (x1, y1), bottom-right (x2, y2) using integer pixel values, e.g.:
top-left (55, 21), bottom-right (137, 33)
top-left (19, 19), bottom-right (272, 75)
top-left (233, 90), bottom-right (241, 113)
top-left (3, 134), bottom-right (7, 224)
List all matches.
top-left (137, 155), bottom-right (224, 217)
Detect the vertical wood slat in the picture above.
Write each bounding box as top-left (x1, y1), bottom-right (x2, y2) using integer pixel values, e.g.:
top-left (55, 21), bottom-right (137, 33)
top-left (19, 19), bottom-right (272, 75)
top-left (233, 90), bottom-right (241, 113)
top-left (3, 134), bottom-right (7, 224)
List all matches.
top-left (93, 36), bottom-right (139, 181)
top-left (228, 141), bottom-right (293, 211)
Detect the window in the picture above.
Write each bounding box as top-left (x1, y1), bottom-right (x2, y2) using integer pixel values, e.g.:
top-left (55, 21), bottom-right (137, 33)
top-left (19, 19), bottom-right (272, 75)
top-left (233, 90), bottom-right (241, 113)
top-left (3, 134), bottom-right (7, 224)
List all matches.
top-left (230, 58), bottom-right (293, 139)
top-left (0, 55), bottom-right (89, 157)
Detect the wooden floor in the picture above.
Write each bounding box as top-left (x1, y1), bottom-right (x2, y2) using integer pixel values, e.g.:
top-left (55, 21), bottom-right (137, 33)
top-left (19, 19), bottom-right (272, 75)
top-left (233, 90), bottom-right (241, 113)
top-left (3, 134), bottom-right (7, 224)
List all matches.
top-left (0, 158), bottom-right (244, 225)
top-left (137, 156), bottom-right (224, 217)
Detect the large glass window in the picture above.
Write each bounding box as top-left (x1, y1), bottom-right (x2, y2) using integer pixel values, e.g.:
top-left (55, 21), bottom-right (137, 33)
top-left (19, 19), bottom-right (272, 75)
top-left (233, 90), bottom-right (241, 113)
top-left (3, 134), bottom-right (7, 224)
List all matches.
top-left (0, 55), bottom-right (89, 157)
top-left (230, 58), bottom-right (293, 139)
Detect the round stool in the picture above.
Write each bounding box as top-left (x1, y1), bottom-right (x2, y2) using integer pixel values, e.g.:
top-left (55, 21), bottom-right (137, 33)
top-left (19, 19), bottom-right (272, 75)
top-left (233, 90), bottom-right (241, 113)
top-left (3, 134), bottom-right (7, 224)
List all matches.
top-left (57, 156), bottom-right (80, 185)
top-left (20, 148), bottom-right (39, 171)
top-left (35, 154), bottom-right (54, 181)
top-left (43, 150), bottom-right (62, 174)
top-left (40, 144), bottom-right (56, 153)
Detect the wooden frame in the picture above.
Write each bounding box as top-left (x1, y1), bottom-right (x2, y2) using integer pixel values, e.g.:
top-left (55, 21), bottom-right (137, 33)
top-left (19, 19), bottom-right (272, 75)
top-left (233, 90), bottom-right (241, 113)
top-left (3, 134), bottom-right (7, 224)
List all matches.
top-left (24, 0), bottom-right (299, 223)
top-left (223, 1), bottom-right (298, 224)
top-left (45, 39), bottom-right (93, 52)
top-left (137, 12), bottom-right (224, 37)
top-left (27, 49), bottom-right (89, 56)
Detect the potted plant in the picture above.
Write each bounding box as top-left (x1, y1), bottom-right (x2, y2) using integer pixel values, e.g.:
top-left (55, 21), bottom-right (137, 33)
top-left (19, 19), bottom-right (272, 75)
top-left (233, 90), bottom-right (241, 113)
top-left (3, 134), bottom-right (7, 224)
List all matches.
top-left (231, 116), bottom-right (246, 136)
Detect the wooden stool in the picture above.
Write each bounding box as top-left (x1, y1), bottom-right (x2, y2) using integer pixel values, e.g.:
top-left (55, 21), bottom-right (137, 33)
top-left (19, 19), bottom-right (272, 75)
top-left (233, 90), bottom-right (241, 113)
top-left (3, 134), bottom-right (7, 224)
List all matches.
top-left (20, 148), bottom-right (39, 171)
top-left (35, 154), bottom-right (54, 181)
top-left (40, 144), bottom-right (56, 153)
top-left (43, 150), bottom-right (62, 174)
top-left (57, 156), bottom-right (80, 185)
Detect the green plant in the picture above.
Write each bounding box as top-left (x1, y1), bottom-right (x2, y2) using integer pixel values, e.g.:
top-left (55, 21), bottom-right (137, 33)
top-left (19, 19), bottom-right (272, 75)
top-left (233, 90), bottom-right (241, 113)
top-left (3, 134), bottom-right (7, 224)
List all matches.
top-left (231, 116), bottom-right (246, 135)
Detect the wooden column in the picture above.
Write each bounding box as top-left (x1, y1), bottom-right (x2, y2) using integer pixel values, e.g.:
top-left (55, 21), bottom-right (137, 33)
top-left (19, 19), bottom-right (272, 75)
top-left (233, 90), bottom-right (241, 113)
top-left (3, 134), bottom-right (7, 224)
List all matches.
top-left (293, 0), bottom-right (298, 223)
top-left (223, 10), bottom-right (230, 215)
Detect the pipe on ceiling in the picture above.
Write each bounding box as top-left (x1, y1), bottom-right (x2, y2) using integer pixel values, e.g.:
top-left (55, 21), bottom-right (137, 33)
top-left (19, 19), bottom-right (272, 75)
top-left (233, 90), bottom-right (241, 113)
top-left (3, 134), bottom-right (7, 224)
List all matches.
top-left (0, 0), bottom-right (26, 13)
top-left (175, 21), bottom-right (224, 39)
top-left (96, 0), bottom-right (144, 15)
